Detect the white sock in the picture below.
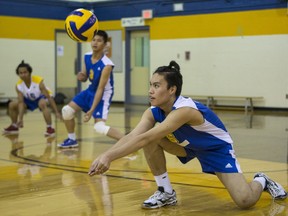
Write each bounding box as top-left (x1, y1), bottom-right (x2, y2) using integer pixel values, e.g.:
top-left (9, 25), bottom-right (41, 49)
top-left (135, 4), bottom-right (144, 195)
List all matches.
top-left (254, 177), bottom-right (266, 190)
top-left (68, 133), bottom-right (76, 140)
top-left (47, 125), bottom-right (52, 128)
top-left (154, 172), bottom-right (173, 194)
top-left (12, 123), bottom-right (18, 127)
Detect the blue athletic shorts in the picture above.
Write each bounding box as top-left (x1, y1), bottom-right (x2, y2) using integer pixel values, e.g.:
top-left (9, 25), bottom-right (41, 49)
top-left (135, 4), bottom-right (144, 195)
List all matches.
top-left (72, 89), bottom-right (111, 119)
top-left (24, 96), bottom-right (46, 111)
top-left (177, 143), bottom-right (242, 174)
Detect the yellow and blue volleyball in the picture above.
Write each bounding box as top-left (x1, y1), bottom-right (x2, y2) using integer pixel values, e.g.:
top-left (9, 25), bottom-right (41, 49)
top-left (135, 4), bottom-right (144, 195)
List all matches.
top-left (65, 8), bottom-right (99, 42)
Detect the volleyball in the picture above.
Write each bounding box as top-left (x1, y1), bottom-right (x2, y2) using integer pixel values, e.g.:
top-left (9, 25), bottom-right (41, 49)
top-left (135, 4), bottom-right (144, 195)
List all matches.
top-left (65, 8), bottom-right (99, 42)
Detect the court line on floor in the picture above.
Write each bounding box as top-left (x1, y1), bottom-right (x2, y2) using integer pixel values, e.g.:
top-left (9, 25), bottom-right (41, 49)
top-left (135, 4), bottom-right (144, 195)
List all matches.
top-left (1, 143), bottom-right (287, 190)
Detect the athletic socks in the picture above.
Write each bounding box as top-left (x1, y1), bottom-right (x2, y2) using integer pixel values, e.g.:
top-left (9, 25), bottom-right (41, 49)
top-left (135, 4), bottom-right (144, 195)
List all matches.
top-left (254, 177), bottom-right (266, 190)
top-left (154, 172), bottom-right (173, 194)
top-left (68, 133), bottom-right (76, 140)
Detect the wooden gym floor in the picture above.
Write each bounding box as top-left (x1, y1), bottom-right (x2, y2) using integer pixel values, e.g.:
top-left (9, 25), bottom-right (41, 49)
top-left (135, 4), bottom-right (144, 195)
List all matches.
top-left (0, 104), bottom-right (287, 216)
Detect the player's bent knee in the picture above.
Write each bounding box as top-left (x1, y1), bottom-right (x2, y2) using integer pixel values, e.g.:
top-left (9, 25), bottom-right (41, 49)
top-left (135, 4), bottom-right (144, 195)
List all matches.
top-left (94, 121), bottom-right (110, 135)
top-left (235, 199), bottom-right (254, 209)
top-left (38, 100), bottom-right (47, 109)
top-left (9, 101), bottom-right (18, 109)
top-left (231, 191), bottom-right (256, 209)
top-left (62, 105), bottom-right (75, 120)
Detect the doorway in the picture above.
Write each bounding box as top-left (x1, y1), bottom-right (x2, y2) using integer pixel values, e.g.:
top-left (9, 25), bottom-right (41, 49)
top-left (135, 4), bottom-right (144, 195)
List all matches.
top-left (125, 27), bottom-right (150, 105)
top-left (55, 30), bottom-right (80, 101)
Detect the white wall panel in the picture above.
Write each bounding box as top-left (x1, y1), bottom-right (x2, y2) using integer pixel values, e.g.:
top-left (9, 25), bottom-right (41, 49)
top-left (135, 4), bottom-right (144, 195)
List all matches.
top-left (0, 39), bottom-right (55, 97)
top-left (150, 35), bottom-right (288, 108)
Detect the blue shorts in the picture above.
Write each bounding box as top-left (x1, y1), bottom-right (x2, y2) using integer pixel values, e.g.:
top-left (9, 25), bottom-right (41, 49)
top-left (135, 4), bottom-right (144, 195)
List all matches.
top-left (24, 96), bottom-right (46, 111)
top-left (72, 89), bottom-right (113, 119)
top-left (178, 143), bottom-right (242, 174)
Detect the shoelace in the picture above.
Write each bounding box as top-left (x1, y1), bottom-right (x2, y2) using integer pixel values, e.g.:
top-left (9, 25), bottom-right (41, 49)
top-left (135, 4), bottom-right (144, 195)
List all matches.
top-left (64, 138), bottom-right (71, 144)
top-left (268, 181), bottom-right (282, 197)
top-left (147, 190), bottom-right (164, 201)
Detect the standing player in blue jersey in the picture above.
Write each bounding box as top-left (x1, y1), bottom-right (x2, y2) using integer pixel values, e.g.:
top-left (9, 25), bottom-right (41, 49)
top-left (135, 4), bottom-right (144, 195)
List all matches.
top-left (88, 60), bottom-right (287, 209)
top-left (58, 30), bottom-right (124, 148)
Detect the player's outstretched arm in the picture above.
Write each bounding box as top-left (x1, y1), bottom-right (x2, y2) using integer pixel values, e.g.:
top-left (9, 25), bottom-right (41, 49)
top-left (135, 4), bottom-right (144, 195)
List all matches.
top-left (88, 107), bottom-right (193, 176)
top-left (88, 108), bottom-right (155, 175)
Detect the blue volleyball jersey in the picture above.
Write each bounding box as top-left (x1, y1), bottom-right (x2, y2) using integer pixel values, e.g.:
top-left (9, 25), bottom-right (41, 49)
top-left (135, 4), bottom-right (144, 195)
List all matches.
top-left (151, 96), bottom-right (233, 149)
top-left (84, 52), bottom-right (114, 94)
top-left (150, 96), bottom-right (241, 173)
top-left (72, 53), bottom-right (114, 119)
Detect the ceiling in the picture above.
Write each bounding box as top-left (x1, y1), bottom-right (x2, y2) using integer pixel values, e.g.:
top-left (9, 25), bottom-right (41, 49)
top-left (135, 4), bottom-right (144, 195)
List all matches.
top-left (61, 0), bottom-right (124, 2)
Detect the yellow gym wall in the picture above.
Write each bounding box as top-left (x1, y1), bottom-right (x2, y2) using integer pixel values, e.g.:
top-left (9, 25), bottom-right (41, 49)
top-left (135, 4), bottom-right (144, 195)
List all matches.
top-left (147, 8), bottom-right (288, 39)
top-left (1, 9), bottom-right (286, 40)
top-left (0, 16), bottom-right (64, 40)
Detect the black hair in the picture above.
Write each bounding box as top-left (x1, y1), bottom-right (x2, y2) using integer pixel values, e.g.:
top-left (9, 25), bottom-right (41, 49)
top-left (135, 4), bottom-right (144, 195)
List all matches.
top-left (94, 30), bottom-right (108, 43)
top-left (153, 60), bottom-right (183, 97)
top-left (16, 60), bottom-right (32, 75)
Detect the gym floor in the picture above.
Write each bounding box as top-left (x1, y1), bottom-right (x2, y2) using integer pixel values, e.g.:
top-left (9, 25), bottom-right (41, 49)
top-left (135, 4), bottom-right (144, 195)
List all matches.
top-left (0, 104), bottom-right (287, 216)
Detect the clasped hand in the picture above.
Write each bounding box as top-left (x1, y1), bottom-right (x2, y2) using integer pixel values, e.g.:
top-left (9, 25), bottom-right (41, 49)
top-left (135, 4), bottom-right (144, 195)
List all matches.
top-left (77, 72), bottom-right (87, 82)
top-left (83, 110), bottom-right (93, 122)
top-left (88, 154), bottom-right (111, 176)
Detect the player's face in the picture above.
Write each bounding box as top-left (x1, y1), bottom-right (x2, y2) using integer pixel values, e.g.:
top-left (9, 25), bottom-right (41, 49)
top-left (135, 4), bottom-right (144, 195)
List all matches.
top-left (149, 73), bottom-right (176, 108)
top-left (18, 67), bottom-right (30, 81)
top-left (91, 35), bottom-right (106, 52)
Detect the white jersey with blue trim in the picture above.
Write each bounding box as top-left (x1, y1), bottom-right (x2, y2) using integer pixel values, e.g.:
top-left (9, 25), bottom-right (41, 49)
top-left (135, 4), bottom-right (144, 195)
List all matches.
top-left (150, 96), bottom-right (233, 150)
top-left (16, 75), bottom-right (52, 101)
